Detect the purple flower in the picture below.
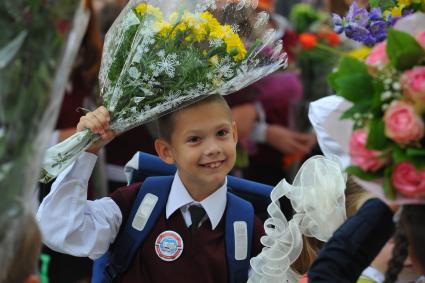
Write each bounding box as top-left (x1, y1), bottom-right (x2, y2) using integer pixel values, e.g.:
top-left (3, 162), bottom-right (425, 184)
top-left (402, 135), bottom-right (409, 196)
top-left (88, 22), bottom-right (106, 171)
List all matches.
top-left (345, 23), bottom-right (375, 45)
top-left (402, 8), bottom-right (414, 16)
top-left (346, 2), bottom-right (369, 27)
top-left (369, 7), bottom-right (383, 21)
top-left (332, 13), bottom-right (345, 34)
top-left (369, 20), bottom-right (387, 42)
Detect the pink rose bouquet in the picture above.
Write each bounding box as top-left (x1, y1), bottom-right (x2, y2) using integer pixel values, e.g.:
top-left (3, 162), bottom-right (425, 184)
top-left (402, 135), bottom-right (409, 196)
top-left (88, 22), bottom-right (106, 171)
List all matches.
top-left (391, 162), bottom-right (425, 198)
top-left (384, 100), bottom-right (424, 144)
top-left (349, 129), bottom-right (387, 172)
top-left (365, 42), bottom-right (388, 67)
top-left (401, 66), bottom-right (425, 104)
top-left (330, 25), bottom-right (425, 201)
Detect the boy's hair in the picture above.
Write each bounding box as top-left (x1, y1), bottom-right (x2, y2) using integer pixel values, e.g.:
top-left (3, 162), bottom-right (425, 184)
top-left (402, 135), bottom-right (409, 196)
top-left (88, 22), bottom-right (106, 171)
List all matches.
top-left (153, 94), bottom-right (232, 143)
top-left (384, 205), bottom-right (425, 283)
top-left (0, 208), bottom-right (42, 283)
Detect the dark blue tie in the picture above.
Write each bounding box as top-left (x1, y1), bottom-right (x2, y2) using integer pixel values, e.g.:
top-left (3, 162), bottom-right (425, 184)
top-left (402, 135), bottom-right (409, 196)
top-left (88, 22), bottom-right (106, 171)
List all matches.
top-left (189, 205), bottom-right (206, 231)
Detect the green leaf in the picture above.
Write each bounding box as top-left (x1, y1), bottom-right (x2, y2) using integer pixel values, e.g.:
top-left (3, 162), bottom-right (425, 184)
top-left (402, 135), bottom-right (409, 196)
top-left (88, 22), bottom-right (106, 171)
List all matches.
top-left (328, 57), bottom-right (373, 103)
top-left (387, 29), bottom-right (425, 71)
top-left (393, 147), bottom-right (425, 170)
top-left (0, 31), bottom-right (27, 69)
top-left (407, 148), bottom-right (425, 170)
top-left (383, 167), bottom-right (396, 200)
top-left (392, 146), bottom-right (409, 164)
top-left (341, 103), bottom-right (370, 120)
top-left (366, 119), bottom-right (389, 150)
top-left (346, 166), bottom-right (382, 180)
top-left (406, 148), bottom-right (425, 157)
top-left (369, 0), bottom-right (397, 9)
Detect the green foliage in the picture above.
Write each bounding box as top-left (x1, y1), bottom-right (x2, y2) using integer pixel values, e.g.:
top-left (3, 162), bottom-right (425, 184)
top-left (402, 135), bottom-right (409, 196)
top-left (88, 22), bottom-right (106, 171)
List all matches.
top-left (346, 165), bottom-right (382, 180)
top-left (107, 25), bottom-right (139, 83)
top-left (328, 57), bottom-right (373, 103)
top-left (0, 0), bottom-right (80, 208)
top-left (386, 29), bottom-right (425, 71)
top-left (369, 0), bottom-right (397, 10)
top-left (383, 166), bottom-right (396, 200)
top-left (366, 119), bottom-right (390, 150)
top-left (341, 103), bottom-right (369, 120)
top-left (290, 4), bottom-right (321, 33)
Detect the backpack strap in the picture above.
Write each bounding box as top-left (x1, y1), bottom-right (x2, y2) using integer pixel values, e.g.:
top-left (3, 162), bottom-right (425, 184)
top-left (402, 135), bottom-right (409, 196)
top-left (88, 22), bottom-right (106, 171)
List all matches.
top-left (97, 176), bottom-right (174, 283)
top-left (225, 192), bottom-right (254, 283)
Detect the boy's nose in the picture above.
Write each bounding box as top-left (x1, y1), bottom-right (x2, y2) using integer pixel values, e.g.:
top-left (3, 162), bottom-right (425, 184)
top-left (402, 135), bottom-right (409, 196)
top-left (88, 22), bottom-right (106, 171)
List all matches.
top-left (204, 140), bottom-right (221, 156)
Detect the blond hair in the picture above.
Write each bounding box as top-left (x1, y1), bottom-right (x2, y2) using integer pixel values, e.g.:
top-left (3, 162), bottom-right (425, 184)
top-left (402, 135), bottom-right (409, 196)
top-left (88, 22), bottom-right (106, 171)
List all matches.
top-left (1, 208), bottom-right (41, 283)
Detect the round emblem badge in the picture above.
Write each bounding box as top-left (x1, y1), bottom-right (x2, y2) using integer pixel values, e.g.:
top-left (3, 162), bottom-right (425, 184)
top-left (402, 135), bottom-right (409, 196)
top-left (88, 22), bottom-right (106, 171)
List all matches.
top-left (155, 230), bottom-right (184, 261)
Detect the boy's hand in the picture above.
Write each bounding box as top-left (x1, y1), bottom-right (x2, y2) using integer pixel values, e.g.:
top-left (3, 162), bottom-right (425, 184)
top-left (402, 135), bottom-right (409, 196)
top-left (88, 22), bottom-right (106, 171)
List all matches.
top-left (77, 106), bottom-right (116, 154)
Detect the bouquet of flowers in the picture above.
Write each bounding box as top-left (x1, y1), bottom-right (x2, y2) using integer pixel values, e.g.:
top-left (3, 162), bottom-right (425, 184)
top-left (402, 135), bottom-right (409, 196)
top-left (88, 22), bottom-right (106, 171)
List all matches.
top-left (329, 24), bottom-right (425, 202)
top-left (0, 0), bottom-right (88, 279)
top-left (332, 0), bottom-right (425, 46)
top-left (40, 0), bottom-right (287, 183)
top-left (288, 3), bottom-right (342, 133)
top-left (0, 0), bottom-right (88, 205)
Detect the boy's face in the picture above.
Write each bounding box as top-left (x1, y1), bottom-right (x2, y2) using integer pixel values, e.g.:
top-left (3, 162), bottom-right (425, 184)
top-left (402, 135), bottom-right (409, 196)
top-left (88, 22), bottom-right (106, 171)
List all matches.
top-left (156, 100), bottom-right (237, 198)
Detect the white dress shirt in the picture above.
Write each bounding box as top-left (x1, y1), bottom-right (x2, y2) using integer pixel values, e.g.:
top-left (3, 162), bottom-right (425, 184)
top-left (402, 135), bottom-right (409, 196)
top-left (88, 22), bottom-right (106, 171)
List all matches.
top-left (37, 152), bottom-right (227, 259)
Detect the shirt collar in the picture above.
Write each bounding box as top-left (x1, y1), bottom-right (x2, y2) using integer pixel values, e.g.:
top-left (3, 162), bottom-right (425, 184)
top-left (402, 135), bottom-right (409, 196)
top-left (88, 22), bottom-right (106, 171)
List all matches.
top-left (165, 172), bottom-right (227, 229)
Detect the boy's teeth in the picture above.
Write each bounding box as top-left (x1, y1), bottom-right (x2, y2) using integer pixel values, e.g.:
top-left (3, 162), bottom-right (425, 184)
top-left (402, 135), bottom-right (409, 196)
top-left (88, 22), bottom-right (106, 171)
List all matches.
top-left (205, 161), bottom-right (221, 168)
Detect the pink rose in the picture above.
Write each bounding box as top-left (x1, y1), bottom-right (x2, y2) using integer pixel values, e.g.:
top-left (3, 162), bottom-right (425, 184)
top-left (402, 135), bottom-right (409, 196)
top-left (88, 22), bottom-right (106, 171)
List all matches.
top-left (365, 42), bottom-right (388, 67)
top-left (349, 129), bottom-right (386, 172)
top-left (391, 162), bottom-right (425, 198)
top-left (401, 66), bottom-right (425, 103)
top-left (384, 100), bottom-right (424, 144)
top-left (416, 31), bottom-right (425, 49)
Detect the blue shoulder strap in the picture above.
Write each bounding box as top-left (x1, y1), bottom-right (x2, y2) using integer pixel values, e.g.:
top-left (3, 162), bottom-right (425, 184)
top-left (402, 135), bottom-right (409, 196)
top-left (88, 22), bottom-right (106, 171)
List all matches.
top-left (93, 176), bottom-right (174, 283)
top-left (225, 192), bottom-right (254, 283)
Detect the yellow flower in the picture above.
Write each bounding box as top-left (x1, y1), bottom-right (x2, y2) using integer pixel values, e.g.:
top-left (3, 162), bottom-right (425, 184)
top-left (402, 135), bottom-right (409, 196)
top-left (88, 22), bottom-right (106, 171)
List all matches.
top-left (397, 0), bottom-right (412, 5)
top-left (200, 12), bottom-right (221, 31)
top-left (388, 5), bottom-right (403, 17)
top-left (224, 32), bottom-right (247, 61)
top-left (346, 47), bottom-right (372, 60)
top-left (209, 55), bottom-right (219, 65)
top-left (134, 3), bottom-right (163, 21)
top-left (155, 21), bottom-right (173, 37)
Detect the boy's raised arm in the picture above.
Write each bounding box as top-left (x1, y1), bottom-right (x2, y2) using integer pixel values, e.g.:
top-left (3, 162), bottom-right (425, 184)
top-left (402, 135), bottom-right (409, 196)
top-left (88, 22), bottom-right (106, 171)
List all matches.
top-left (36, 107), bottom-right (122, 259)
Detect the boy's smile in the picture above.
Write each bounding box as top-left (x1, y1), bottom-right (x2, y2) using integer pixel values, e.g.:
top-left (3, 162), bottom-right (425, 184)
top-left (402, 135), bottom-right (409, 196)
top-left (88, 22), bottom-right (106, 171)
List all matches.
top-left (156, 98), bottom-right (238, 201)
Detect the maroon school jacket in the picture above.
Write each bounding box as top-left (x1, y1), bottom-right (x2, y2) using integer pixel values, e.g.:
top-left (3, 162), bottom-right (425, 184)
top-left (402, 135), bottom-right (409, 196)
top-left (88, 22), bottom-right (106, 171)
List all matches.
top-left (109, 183), bottom-right (265, 283)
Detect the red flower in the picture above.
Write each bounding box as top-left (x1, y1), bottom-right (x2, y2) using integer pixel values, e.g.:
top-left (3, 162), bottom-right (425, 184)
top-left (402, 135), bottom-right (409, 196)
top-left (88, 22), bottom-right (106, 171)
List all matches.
top-left (299, 33), bottom-right (317, 50)
top-left (55, 19), bottom-right (70, 36)
top-left (324, 31), bottom-right (341, 46)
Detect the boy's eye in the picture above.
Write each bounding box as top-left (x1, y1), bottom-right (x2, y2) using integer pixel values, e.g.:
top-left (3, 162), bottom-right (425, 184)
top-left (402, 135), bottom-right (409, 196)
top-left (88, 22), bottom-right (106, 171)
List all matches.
top-left (187, 136), bottom-right (200, 143)
top-left (217, 129), bottom-right (229, 137)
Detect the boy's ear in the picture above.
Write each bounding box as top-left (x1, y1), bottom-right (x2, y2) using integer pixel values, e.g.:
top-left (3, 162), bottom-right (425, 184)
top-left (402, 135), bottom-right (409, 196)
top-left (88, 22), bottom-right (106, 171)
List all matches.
top-left (232, 121), bottom-right (238, 144)
top-left (154, 138), bottom-right (175, 164)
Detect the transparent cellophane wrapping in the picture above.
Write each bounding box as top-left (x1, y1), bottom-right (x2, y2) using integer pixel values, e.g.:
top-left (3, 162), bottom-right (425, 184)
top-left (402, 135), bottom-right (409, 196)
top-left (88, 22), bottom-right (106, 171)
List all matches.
top-left (40, 0), bottom-right (288, 183)
top-left (249, 156), bottom-right (347, 283)
top-left (0, 1), bottom-right (88, 280)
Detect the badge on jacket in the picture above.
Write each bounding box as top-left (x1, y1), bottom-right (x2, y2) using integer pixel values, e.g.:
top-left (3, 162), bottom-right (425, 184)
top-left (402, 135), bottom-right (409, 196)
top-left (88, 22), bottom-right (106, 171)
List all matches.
top-left (155, 230), bottom-right (184, 261)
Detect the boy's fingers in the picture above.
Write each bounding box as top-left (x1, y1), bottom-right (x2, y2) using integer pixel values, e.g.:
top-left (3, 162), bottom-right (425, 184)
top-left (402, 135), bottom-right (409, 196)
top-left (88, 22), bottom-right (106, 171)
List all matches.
top-left (97, 106), bottom-right (110, 121)
top-left (85, 112), bottom-right (103, 134)
top-left (91, 111), bottom-right (109, 133)
top-left (101, 130), bottom-right (116, 140)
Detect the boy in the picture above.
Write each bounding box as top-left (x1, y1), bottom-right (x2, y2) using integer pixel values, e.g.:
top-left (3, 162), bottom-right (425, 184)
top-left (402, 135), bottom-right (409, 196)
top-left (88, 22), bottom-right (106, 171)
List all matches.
top-left (37, 94), bottom-right (265, 282)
